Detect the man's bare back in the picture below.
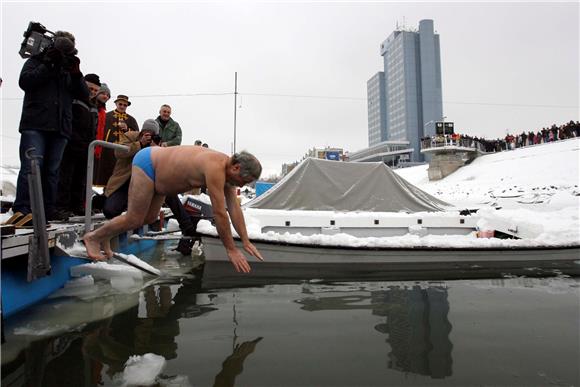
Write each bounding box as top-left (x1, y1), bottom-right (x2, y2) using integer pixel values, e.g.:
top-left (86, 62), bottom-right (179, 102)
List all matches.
top-left (151, 146), bottom-right (228, 195)
top-left (83, 146), bottom-right (264, 273)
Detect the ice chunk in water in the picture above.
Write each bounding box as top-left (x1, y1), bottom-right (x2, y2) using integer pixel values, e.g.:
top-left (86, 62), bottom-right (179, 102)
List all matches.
top-left (158, 375), bottom-right (193, 387)
top-left (166, 218), bottom-right (180, 232)
top-left (70, 262), bottom-right (143, 281)
top-left (110, 276), bottom-right (136, 291)
top-left (64, 275), bottom-right (95, 288)
top-left (120, 353), bottom-right (166, 386)
top-left (114, 253), bottom-right (161, 276)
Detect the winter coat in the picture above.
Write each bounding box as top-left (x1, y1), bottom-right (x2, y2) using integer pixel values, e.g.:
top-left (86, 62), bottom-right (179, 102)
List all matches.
top-left (155, 117), bottom-right (182, 146)
top-left (93, 110), bottom-right (139, 186)
top-left (104, 130), bottom-right (143, 197)
top-left (18, 56), bottom-right (89, 139)
top-left (68, 98), bottom-right (98, 152)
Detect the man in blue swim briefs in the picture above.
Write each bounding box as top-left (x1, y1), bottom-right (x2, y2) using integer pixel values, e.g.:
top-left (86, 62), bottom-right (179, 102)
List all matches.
top-left (83, 147), bottom-right (264, 273)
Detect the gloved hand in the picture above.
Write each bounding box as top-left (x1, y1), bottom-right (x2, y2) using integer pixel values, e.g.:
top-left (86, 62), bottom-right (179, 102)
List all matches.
top-left (42, 48), bottom-right (63, 65)
top-left (63, 55), bottom-right (81, 76)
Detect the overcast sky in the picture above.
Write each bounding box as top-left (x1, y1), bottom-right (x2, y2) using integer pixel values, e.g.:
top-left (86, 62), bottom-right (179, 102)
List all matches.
top-left (1, 1), bottom-right (578, 176)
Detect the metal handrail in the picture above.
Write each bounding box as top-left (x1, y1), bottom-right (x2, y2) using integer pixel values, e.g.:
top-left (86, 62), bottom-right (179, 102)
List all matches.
top-left (421, 136), bottom-right (487, 153)
top-left (85, 140), bottom-right (129, 233)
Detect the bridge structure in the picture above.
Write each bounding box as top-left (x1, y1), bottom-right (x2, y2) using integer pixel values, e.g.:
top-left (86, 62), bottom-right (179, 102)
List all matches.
top-left (348, 141), bottom-right (414, 167)
top-left (420, 136), bottom-right (487, 180)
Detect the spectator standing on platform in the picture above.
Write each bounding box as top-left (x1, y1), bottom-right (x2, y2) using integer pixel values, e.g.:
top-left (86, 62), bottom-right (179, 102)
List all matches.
top-left (94, 83), bottom-right (111, 161)
top-left (93, 94), bottom-right (138, 187)
top-left (155, 104), bottom-right (182, 147)
top-left (54, 73), bottom-right (101, 220)
top-left (152, 106), bottom-right (198, 254)
top-left (91, 83), bottom-right (111, 212)
top-left (8, 31), bottom-right (89, 226)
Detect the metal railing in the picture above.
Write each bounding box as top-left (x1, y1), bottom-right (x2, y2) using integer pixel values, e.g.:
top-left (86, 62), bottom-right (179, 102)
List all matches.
top-left (85, 140), bottom-right (129, 233)
top-left (421, 136), bottom-right (486, 153)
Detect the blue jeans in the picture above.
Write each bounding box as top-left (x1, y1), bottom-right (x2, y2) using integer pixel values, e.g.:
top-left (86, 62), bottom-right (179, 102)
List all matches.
top-left (13, 130), bottom-right (68, 218)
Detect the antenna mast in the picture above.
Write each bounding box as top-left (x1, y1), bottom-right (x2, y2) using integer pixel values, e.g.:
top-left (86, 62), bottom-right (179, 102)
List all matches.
top-left (233, 72), bottom-right (238, 154)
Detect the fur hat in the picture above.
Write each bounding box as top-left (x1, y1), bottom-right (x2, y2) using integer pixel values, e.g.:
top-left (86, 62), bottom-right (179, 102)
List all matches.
top-left (114, 94), bottom-right (131, 106)
top-left (84, 73), bottom-right (101, 87)
top-left (53, 31), bottom-right (77, 55)
top-left (141, 119), bottom-right (159, 134)
top-left (97, 83), bottom-right (110, 97)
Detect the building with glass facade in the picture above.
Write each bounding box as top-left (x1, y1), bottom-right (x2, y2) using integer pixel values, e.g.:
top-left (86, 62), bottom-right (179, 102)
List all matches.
top-left (367, 19), bottom-right (443, 162)
top-left (367, 72), bottom-right (387, 146)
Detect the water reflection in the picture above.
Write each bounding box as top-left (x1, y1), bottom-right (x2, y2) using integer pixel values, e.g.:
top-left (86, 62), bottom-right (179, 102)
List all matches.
top-left (82, 280), bottom-right (218, 376)
top-left (1, 270), bottom-right (265, 387)
top-left (213, 337), bottom-right (263, 387)
top-left (296, 284), bottom-right (453, 379)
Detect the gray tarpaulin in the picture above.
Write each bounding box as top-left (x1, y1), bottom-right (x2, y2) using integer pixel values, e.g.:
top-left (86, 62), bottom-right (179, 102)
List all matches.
top-left (245, 158), bottom-right (450, 212)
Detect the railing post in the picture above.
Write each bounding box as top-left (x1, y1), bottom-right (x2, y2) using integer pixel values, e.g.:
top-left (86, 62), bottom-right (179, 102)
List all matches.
top-left (26, 149), bottom-right (50, 281)
top-left (85, 140), bottom-right (129, 234)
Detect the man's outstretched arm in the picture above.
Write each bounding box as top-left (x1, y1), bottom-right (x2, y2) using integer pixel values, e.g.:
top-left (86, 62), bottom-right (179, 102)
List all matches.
top-left (205, 164), bottom-right (252, 273)
top-left (225, 186), bottom-right (263, 262)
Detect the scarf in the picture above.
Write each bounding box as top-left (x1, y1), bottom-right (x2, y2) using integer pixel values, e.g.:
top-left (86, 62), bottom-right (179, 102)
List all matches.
top-left (94, 105), bottom-right (107, 158)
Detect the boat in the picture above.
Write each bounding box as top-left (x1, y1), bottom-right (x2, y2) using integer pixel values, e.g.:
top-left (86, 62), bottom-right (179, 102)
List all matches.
top-left (196, 158), bottom-right (580, 285)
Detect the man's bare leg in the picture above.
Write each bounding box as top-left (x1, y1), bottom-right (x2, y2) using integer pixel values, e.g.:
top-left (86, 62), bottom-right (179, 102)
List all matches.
top-left (84, 168), bottom-right (155, 260)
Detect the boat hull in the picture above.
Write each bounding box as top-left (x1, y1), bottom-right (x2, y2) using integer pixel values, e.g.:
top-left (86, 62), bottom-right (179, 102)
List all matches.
top-left (201, 236), bottom-right (580, 287)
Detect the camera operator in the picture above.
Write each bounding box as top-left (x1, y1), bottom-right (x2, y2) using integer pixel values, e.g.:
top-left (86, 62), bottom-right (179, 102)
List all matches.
top-left (102, 119), bottom-right (160, 219)
top-left (10, 30), bottom-right (89, 225)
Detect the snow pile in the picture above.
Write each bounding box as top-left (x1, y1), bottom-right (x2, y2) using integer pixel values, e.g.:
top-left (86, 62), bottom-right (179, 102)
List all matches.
top-left (116, 353), bottom-right (166, 386)
top-left (396, 138), bottom-right (579, 210)
top-left (0, 165), bottom-right (19, 201)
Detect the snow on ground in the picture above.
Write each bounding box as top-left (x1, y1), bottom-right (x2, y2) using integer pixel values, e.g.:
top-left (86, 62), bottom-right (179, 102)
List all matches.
top-left (395, 138), bottom-right (579, 211)
top-left (0, 165), bottom-right (19, 202)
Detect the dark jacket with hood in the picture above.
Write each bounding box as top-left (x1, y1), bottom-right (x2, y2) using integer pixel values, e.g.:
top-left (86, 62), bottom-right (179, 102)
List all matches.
top-left (18, 55), bottom-right (89, 139)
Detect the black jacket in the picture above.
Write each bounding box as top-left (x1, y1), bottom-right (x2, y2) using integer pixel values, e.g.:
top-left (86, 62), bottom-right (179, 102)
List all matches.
top-left (68, 98), bottom-right (98, 151)
top-left (18, 55), bottom-right (89, 139)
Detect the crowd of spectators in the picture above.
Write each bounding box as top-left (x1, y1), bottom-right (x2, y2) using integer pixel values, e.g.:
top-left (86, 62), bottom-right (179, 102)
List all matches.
top-left (2, 29), bottom-right (196, 245)
top-left (421, 120), bottom-right (580, 153)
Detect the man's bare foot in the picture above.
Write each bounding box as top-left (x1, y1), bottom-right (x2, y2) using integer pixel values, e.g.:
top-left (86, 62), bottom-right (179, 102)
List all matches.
top-left (103, 238), bottom-right (114, 259)
top-left (83, 232), bottom-right (106, 261)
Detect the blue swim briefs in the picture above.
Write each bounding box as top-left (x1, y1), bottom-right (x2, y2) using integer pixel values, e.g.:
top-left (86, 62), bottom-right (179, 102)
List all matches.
top-left (133, 147), bottom-right (155, 181)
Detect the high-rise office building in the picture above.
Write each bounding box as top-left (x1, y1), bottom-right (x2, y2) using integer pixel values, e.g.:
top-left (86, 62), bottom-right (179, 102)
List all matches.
top-left (367, 19), bottom-right (443, 162)
top-left (367, 72), bottom-right (388, 146)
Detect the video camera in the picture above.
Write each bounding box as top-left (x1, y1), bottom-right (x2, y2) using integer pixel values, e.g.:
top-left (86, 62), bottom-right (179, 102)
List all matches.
top-left (152, 134), bottom-right (162, 145)
top-left (19, 22), bottom-right (55, 59)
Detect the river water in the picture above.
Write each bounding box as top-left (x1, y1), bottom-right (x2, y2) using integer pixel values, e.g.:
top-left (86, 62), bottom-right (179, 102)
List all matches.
top-left (2, 243), bottom-right (579, 387)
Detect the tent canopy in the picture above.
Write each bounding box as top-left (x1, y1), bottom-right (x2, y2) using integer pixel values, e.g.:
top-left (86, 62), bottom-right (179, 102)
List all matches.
top-left (246, 158), bottom-right (450, 212)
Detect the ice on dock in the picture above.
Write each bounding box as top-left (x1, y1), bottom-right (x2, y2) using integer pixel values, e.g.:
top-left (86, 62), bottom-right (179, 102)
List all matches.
top-left (71, 262), bottom-right (144, 281)
top-left (118, 353), bottom-right (166, 386)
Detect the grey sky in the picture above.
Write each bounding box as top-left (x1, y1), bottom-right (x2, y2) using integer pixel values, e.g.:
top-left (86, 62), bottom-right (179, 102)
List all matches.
top-left (1, 1), bottom-right (578, 176)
